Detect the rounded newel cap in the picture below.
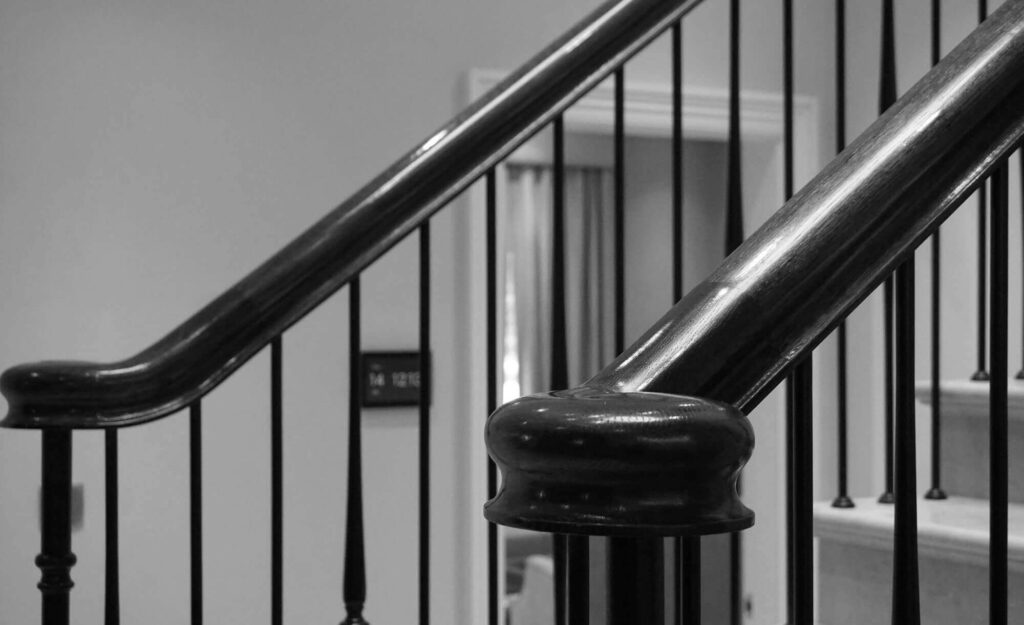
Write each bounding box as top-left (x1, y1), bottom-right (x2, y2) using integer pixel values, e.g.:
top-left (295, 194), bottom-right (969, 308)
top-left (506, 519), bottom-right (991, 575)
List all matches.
top-left (484, 387), bottom-right (754, 536)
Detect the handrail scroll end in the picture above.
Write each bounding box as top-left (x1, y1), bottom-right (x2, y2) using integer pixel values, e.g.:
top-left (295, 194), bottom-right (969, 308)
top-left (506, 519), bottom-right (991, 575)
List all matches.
top-left (0, 360), bottom-right (189, 430)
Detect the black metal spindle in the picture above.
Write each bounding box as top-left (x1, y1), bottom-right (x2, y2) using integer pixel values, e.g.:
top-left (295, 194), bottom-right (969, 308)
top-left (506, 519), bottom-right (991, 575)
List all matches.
top-left (835, 0), bottom-right (846, 155)
top-left (567, 536), bottom-right (589, 625)
top-left (973, 0), bottom-right (991, 383)
top-left (614, 68), bottom-right (626, 356)
top-left (271, 338), bottom-right (283, 625)
top-left (553, 115), bottom-right (568, 391)
top-left (554, 535), bottom-right (568, 625)
top-left (419, 223), bottom-right (431, 625)
top-left (680, 537), bottom-right (700, 625)
top-left (727, 2), bottom-right (742, 623)
top-left (879, 279), bottom-right (896, 504)
top-left (39, 430), bottom-right (75, 625)
top-left (726, 0), bottom-right (743, 256)
top-left (790, 361), bottom-right (813, 625)
top-left (552, 113), bottom-right (571, 625)
top-left (833, 321), bottom-right (854, 508)
top-left (891, 257), bottom-right (920, 625)
top-left (831, 0), bottom-right (855, 510)
top-left (485, 169), bottom-right (499, 625)
top-left (782, 3), bottom-right (816, 622)
top-left (607, 538), bottom-right (664, 625)
top-left (190, 402), bottom-right (203, 625)
top-left (783, 0), bottom-right (794, 202)
top-left (785, 376), bottom-right (796, 621)
top-left (674, 538), bottom-right (682, 625)
top-left (671, 23), bottom-right (688, 624)
top-left (878, 0), bottom-right (897, 506)
top-left (342, 279), bottom-right (367, 625)
top-left (974, 183), bottom-right (990, 381)
top-left (783, 2), bottom-right (800, 617)
top-left (672, 21), bottom-right (684, 305)
top-left (926, 0), bottom-right (947, 501)
top-left (989, 162), bottom-right (1009, 625)
top-left (1017, 151), bottom-right (1024, 380)
top-left (104, 429), bottom-right (120, 625)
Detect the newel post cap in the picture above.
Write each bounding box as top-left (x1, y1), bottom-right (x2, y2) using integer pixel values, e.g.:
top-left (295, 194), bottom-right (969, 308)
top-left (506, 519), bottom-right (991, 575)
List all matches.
top-left (484, 387), bottom-right (754, 536)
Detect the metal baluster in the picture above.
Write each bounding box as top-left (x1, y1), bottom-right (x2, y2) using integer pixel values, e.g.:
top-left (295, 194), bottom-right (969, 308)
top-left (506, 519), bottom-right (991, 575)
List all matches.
top-left (271, 338), bottom-right (283, 625)
top-left (726, 0), bottom-right (743, 256)
top-left (878, 0), bottom-right (897, 506)
top-left (973, 0), bottom-right (991, 383)
top-left (833, 321), bottom-right (854, 508)
top-left (791, 360), bottom-right (813, 625)
top-left (783, 0), bottom-right (794, 203)
top-left (727, 2), bottom-right (743, 623)
top-left (831, 0), bottom-right (855, 510)
top-left (671, 20), bottom-right (690, 625)
top-left (554, 536), bottom-right (568, 625)
top-left (105, 430), bottom-right (120, 625)
top-left (680, 537), bottom-right (700, 625)
top-left (785, 376), bottom-right (795, 620)
top-left (485, 169), bottom-right (500, 625)
top-left (567, 536), bottom-right (589, 625)
top-left (926, 0), bottom-right (948, 501)
top-left (342, 279), bottom-right (367, 625)
top-left (1018, 151), bottom-right (1024, 380)
top-left (419, 223), bottom-right (431, 625)
top-left (614, 68), bottom-right (626, 356)
top-left (608, 538), bottom-right (664, 625)
top-left (551, 113), bottom-right (576, 625)
top-left (974, 189), bottom-right (990, 381)
top-left (879, 280), bottom-right (896, 504)
top-left (782, 2), bottom-right (799, 617)
top-left (555, 119), bottom-right (592, 621)
top-left (553, 115), bottom-right (568, 392)
top-left (989, 162), bottom-right (1009, 625)
top-left (190, 402), bottom-right (203, 625)
top-left (782, 3), bottom-right (816, 623)
top-left (39, 430), bottom-right (75, 625)
top-left (891, 257), bottom-right (920, 625)
top-left (1017, 151), bottom-right (1024, 380)
top-left (673, 20), bottom-right (684, 306)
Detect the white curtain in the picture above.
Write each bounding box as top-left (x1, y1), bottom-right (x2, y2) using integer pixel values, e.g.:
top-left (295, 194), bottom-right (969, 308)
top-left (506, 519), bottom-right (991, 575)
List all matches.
top-left (502, 165), bottom-right (615, 398)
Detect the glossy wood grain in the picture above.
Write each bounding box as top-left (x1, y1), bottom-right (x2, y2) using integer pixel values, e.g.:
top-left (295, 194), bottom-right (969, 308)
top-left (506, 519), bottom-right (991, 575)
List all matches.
top-left (485, 388), bottom-right (754, 535)
top-left (585, 0), bottom-right (1024, 413)
top-left (0, 0), bottom-right (706, 430)
top-left (485, 0), bottom-right (1024, 541)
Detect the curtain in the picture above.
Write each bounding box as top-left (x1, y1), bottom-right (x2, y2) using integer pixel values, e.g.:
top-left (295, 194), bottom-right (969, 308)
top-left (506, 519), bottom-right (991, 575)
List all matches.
top-left (502, 165), bottom-right (614, 399)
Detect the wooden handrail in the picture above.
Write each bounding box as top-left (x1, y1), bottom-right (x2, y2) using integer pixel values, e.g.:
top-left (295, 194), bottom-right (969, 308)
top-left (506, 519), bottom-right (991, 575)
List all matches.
top-left (485, 0), bottom-right (1024, 535)
top-left (588, 0), bottom-right (1024, 412)
top-left (0, 0), bottom-right (704, 429)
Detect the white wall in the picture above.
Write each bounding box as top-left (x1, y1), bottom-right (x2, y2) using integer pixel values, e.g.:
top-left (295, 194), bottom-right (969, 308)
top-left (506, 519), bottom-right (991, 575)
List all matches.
top-left (1, 1), bottom-right (1018, 624)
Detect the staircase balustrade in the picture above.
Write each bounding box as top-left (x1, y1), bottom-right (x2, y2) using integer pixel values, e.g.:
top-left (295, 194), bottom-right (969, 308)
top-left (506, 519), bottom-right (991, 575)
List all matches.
top-left (3, 1), bottom-right (1024, 624)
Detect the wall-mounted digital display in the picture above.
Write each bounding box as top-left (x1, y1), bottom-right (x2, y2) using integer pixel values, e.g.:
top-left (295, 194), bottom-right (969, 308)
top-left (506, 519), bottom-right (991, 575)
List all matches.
top-left (360, 351), bottom-right (428, 407)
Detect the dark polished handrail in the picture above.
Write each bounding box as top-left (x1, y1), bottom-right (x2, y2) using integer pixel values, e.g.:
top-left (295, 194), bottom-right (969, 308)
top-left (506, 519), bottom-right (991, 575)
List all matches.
top-left (485, 0), bottom-right (1024, 539)
top-left (586, 0), bottom-right (1024, 412)
top-left (0, 0), bottom-right (705, 429)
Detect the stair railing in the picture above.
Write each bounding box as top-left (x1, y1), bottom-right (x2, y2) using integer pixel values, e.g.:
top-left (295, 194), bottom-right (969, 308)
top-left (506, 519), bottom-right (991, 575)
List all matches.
top-left (1, 1), bottom-right (710, 624)
top-left (4, 0), bottom-right (1024, 625)
top-left (487, 1), bottom-right (1024, 623)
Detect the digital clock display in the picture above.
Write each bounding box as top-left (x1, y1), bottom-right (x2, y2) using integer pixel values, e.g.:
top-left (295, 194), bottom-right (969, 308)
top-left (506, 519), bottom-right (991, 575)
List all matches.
top-left (360, 351), bottom-right (429, 407)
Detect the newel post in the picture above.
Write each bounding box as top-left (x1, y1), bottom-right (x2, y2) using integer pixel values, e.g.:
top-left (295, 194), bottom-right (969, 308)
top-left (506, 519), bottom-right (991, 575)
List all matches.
top-left (485, 388), bottom-right (754, 625)
top-left (38, 429), bottom-right (76, 625)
